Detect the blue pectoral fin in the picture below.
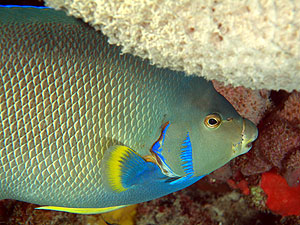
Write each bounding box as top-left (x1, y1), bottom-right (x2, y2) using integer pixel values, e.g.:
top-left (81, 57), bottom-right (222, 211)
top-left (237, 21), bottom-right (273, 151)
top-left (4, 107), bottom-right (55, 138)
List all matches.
top-left (104, 145), bottom-right (155, 192)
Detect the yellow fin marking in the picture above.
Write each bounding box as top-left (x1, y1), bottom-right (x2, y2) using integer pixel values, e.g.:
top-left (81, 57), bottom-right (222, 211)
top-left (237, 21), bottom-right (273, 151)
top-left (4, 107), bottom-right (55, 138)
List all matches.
top-left (106, 145), bottom-right (137, 192)
top-left (36, 205), bottom-right (126, 214)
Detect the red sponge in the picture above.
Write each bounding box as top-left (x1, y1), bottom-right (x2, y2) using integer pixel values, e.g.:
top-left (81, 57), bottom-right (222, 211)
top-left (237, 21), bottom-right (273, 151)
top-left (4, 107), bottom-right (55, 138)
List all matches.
top-left (261, 171), bottom-right (300, 216)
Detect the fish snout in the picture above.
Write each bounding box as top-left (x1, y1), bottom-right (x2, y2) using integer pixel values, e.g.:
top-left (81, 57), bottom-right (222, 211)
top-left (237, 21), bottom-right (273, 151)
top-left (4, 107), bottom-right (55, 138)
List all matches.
top-left (232, 118), bottom-right (258, 155)
top-left (240, 118), bottom-right (258, 153)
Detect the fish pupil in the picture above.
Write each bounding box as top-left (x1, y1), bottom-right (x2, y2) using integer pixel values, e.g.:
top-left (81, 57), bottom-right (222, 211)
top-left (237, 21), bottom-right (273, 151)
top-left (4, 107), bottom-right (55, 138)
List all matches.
top-left (208, 118), bottom-right (218, 125)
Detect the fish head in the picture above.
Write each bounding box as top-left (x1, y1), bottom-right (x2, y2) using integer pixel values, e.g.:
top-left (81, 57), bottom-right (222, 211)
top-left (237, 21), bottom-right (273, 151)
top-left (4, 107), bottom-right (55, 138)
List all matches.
top-left (189, 113), bottom-right (258, 176)
top-left (151, 81), bottom-right (258, 178)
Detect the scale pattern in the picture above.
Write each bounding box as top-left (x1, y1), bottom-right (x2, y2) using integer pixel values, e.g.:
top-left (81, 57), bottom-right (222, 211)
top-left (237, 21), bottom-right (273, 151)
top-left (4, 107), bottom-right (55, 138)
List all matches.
top-left (0, 9), bottom-right (181, 206)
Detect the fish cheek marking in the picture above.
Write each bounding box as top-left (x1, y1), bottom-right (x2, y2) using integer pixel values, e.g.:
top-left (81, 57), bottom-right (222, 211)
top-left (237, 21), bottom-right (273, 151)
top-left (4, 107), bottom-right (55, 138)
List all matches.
top-left (143, 122), bottom-right (175, 176)
top-left (179, 132), bottom-right (194, 177)
top-left (147, 122), bottom-right (194, 179)
top-left (143, 155), bottom-right (157, 164)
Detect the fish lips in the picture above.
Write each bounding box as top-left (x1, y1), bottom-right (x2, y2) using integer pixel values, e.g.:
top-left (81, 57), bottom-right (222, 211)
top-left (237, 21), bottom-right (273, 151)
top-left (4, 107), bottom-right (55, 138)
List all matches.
top-left (232, 118), bottom-right (258, 155)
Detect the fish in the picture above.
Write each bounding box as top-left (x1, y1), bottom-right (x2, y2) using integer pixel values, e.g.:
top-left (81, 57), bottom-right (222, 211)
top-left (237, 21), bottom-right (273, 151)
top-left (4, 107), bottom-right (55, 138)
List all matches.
top-left (0, 6), bottom-right (258, 214)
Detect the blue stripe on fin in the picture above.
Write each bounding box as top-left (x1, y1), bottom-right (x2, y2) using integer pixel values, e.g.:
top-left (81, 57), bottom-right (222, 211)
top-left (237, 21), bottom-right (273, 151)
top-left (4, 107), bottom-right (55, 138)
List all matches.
top-left (165, 175), bottom-right (204, 185)
top-left (180, 133), bottom-right (194, 176)
top-left (150, 122), bottom-right (179, 177)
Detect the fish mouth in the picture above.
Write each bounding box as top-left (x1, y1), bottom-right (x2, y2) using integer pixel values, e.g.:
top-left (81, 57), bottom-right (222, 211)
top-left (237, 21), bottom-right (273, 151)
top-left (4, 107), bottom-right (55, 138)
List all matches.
top-left (232, 118), bottom-right (258, 155)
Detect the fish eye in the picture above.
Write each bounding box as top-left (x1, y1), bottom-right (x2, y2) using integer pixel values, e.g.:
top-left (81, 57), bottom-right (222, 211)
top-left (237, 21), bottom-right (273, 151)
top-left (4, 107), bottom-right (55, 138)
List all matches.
top-left (204, 114), bottom-right (221, 128)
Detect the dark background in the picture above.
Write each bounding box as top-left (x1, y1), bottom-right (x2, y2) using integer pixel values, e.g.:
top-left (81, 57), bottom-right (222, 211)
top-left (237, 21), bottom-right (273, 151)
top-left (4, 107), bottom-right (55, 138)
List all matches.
top-left (0, 0), bottom-right (44, 6)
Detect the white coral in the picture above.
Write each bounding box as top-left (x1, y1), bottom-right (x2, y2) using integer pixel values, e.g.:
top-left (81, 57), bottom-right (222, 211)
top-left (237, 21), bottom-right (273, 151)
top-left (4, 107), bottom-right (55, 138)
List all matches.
top-left (45, 0), bottom-right (300, 91)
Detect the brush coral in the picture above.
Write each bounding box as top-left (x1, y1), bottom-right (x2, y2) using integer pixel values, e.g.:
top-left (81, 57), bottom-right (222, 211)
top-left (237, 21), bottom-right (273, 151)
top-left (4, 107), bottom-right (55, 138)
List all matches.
top-left (233, 90), bottom-right (300, 177)
top-left (0, 200), bottom-right (137, 225)
top-left (278, 91), bottom-right (300, 124)
top-left (283, 150), bottom-right (300, 187)
top-left (45, 0), bottom-right (300, 91)
top-left (0, 200), bottom-right (85, 225)
top-left (212, 81), bottom-right (270, 124)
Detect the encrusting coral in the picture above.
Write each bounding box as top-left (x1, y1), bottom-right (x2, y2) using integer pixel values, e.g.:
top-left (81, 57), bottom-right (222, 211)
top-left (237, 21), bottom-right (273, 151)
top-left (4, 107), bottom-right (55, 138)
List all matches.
top-left (45, 0), bottom-right (300, 91)
top-left (136, 183), bottom-right (257, 225)
top-left (283, 150), bottom-right (300, 187)
top-left (235, 91), bottom-right (300, 178)
top-left (0, 200), bottom-right (137, 225)
top-left (1, 72), bottom-right (299, 223)
top-left (277, 91), bottom-right (300, 124)
top-left (205, 84), bottom-right (300, 218)
top-left (212, 81), bottom-right (271, 124)
top-left (2, 1), bottom-right (300, 222)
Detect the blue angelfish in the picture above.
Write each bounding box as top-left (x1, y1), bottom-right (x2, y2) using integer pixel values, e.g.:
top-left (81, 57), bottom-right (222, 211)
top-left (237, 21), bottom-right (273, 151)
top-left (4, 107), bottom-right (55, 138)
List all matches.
top-left (0, 6), bottom-right (258, 214)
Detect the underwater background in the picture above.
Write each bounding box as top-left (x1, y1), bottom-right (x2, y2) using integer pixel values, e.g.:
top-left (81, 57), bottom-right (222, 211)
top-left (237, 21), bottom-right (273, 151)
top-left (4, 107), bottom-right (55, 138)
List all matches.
top-left (0, 0), bottom-right (300, 224)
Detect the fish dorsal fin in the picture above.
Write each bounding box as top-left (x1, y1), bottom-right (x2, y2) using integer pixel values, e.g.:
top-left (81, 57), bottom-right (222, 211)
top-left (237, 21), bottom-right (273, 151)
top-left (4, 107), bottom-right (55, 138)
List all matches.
top-left (104, 145), bottom-right (152, 192)
top-left (36, 205), bottom-right (126, 214)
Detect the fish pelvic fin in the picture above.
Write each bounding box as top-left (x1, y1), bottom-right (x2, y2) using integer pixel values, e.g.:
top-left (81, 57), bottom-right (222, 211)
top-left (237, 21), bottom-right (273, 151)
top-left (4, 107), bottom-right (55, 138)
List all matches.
top-left (105, 145), bottom-right (150, 192)
top-left (35, 205), bottom-right (127, 214)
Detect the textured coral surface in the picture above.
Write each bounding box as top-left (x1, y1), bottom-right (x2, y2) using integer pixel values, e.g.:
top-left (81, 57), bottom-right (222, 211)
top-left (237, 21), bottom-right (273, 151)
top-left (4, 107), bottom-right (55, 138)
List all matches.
top-left (1, 1), bottom-right (300, 223)
top-left (0, 200), bottom-right (136, 225)
top-left (3, 85), bottom-right (299, 224)
top-left (136, 182), bottom-right (283, 225)
top-left (0, 200), bottom-right (85, 225)
top-left (235, 90), bottom-right (300, 181)
top-left (212, 81), bottom-right (271, 124)
top-left (45, 0), bottom-right (300, 91)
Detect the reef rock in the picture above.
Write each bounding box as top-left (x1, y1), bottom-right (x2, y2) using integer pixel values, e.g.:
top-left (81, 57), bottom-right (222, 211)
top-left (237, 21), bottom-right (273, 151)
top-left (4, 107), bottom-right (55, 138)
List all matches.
top-left (235, 90), bottom-right (300, 177)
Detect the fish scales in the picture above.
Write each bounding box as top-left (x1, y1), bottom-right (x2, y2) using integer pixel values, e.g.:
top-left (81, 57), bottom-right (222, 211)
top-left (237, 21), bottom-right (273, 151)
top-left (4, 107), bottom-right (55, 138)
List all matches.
top-left (0, 8), bottom-right (183, 206)
top-left (0, 7), bottom-right (258, 212)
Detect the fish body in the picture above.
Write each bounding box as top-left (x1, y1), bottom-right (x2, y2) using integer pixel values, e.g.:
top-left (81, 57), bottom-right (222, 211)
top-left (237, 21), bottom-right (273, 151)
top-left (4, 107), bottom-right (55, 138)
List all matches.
top-left (0, 7), bottom-right (258, 213)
